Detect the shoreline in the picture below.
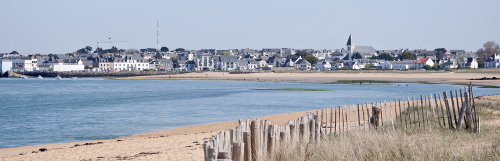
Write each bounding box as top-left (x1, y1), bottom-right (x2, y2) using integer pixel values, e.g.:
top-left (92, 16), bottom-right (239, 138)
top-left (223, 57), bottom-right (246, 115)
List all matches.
top-left (112, 71), bottom-right (500, 86)
top-left (1, 72), bottom-right (500, 160)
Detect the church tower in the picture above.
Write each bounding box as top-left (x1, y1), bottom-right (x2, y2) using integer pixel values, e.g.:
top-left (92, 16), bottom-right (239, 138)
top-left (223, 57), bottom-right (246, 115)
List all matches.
top-left (346, 34), bottom-right (354, 54)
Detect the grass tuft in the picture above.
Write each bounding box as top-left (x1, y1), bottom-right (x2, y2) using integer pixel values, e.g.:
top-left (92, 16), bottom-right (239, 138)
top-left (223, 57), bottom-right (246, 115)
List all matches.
top-left (272, 97), bottom-right (500, 160)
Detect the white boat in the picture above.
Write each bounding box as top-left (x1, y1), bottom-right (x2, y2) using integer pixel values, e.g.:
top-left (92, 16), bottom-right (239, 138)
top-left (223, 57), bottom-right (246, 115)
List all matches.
top-left (37, 75), bottom-right (43, 79)
top-left (56, 75), bottom-right (62, 80)
top-left (71, 77), bottom-right (77, 79)
top-left (19, 76), bottom-right (28, 79)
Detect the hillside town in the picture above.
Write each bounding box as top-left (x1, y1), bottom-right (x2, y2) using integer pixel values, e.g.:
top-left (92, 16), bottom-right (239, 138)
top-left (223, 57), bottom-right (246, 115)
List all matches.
top-left (1, 35), bottom-right (499, 75)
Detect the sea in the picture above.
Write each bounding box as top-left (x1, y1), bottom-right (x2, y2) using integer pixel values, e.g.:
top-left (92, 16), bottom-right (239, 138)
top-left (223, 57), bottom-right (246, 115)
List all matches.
top-left (0, 78), bottom-right (498, 148)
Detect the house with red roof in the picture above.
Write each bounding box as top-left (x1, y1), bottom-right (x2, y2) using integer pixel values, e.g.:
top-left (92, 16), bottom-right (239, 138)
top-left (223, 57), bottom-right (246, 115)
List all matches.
top-left (413, 57), bottom-right (434, 69)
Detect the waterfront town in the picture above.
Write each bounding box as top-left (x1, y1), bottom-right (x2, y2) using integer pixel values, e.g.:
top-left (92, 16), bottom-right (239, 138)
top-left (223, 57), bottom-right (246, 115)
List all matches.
top-left (1, 35), bottom-right (499, 76)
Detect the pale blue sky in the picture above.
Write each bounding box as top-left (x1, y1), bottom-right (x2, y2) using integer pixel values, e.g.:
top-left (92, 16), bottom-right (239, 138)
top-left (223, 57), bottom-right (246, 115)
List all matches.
top-left (1, 0), bottom-right (499, 54)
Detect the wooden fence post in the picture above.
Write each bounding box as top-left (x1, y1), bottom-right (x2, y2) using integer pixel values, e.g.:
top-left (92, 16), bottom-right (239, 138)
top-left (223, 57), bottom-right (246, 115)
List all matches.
top-left (470, 82), bottom-right (478, 132)
top-left (243, 131), bottom-right (251, 161)
top-left (420, 95), bottom-right (426, 129)
top-left (330, 108), bottom-right (333, 134)
top-left (389, 100), bottom-right (394, 130)
top-left (465, 92), bottom-right (472, 131)
top-left (357, 104), bottom-right (361, 129)
top-left (450, 91), bottom-right (458, 127)
top-left (250, 120), bottom-right (261, 161)
top-left (443, 92), bottom-right (454, 129)
top-left (406, 97), bottom-right (415, 128)
top-left (456, 101), bottom-right (467, 131)
top-left (334, 107), bottom-right (337, 135)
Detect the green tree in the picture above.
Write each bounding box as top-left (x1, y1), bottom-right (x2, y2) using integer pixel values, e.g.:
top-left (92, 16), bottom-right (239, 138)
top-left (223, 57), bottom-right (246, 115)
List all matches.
top-left (423, 65), bottom-right (432, 70)
top-left (85, 46), bottom-right (92, 52)
top-left (434, 48), bottom-right (446, 60)
top-left (219, 51), bottom-right (231, 55)
top-left (10, 51), bottom-right (19, 55)
top-left (351, 52), bottom-right (362, 59)
top-left (370, 53), bottom-right (394, 61)
top-left (77, 48), bottom-right (88, 53)
top-left (175, 48), bottom-right (186, 52)
top-left (95, 47), bottom-right (103, 54)
top-left (365, 63), bottom-right (375, 69)
top-left (304, 55), bottom-right (319, 65)
top-left (109, 46), bottom-right (118, 53)
top-left (398, 51), bottom-right (416, 60)
top-left (296, 51), bottom-right (309, 58)
top-left (160, 46), bottom-right (169, 52)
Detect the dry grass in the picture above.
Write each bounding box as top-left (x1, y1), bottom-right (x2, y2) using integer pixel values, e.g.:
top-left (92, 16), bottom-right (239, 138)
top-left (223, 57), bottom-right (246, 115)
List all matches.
top-left (272, 97), bottom-right (500, 161)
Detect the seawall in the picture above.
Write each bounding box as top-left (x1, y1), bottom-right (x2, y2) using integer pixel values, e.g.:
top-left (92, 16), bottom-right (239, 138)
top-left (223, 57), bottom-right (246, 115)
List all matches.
top-left (19, 71), bottom-right (187, 78)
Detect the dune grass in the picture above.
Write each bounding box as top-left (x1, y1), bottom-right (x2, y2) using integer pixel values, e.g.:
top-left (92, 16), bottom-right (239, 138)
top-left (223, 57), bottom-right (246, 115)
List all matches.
top-left (252, 88), bottom-right (330, 91)
top-left (272, 97), bottom-right (500, 161)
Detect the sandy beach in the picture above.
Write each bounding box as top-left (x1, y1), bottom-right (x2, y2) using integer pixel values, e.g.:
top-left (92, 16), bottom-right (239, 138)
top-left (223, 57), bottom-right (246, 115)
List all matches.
top-left (1, 71), bottom-right (500, 161)
top-left (115, 70), bottom-right (500, 85)
top-left (0, 110), bottom-right (310, 161)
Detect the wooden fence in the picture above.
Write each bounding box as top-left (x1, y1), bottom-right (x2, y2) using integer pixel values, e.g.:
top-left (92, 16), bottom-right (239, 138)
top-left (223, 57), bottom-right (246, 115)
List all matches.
top-left (204, 83), bottom-right (479, 161)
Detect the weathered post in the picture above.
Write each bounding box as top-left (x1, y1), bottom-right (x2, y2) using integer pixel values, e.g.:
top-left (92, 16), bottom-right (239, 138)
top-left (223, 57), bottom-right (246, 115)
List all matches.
top-left (456, 101), bottom-right (467, 131)
top-left (330, 108), bottom-right (333, 134)
top-left (309, 116), bottom-right (315, 143)
top-left (250, 120), bottom-right (261, 161)
top-left (217, 151), bottom-right (231, 161)
top-left (450, 91), bottom-right (458, 126)
top-left (362, 104), bottom-right (367, 130)
top-left (334, 107), bottom-right (337, 134)
top-left (299, 123), bottom-right (306, 143)
top-left (208, 147), bottom-right (217, 161)
top-left (399, 99), bottom-right (403, 127)
top-left (243, 131), bottom-right (251, 161)
top-left (460, 89), bottom-right (467, 127)
top-left (357, 104), bottom-right (361, 129)
top-left (465, 92), bottom-right (472, 132)
top-left (403, 97), bottom-right (408, 129)
top-left (438, 93), bottom-right (446, 127)
top-left (267, 125), bottom-right (274, 159)
top-left (407, 97), bottom-right (412, 128)
top-left (432, 93), bottom-right (439, 128)
top-left (420, 95), bottom-right (426, 129)
top-left (389, 100), bottom-right (394, 130)
top-left (345, 107), bottom-right (349, 132)
top-left (443, 92), bottom-right (454, 129)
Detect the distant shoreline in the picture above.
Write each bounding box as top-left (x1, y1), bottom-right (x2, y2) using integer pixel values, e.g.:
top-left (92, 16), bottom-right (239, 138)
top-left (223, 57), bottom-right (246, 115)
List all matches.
top-left (112, 70), bottom-right (500, 86)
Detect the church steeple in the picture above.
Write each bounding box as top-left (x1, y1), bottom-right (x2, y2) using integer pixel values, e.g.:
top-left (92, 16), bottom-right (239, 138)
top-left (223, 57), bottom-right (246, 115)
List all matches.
top-left (346, 34), bottom-right (354, 54)
top-left (346, 34), bottom-right (352, 46)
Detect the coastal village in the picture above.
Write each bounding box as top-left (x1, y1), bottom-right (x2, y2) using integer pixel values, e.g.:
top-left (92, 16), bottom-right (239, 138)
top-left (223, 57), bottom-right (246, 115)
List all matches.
top-left (1, 35), bottom-right (499, 76)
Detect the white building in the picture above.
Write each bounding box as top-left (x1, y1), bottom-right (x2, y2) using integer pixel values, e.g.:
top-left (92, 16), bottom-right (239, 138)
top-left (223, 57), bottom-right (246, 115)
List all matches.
top-left (315, 60), bottom-right (331, 71)
top-left (484, 54), bottom-right (500, 68)
top-left (112, 57), bottom-right (151, 72)
top-left (0, 58), bottom-right (13, 73)
top-left (382, 61), bottom-right (413, 70)
top-left (413, 57), bottom-right (434, 69)
top-left (459, 57), bottom-right (478, 69)
top-left (12, 57), bottom-right (38, 71)
top-left (52, 59), bottom-right (85, 71)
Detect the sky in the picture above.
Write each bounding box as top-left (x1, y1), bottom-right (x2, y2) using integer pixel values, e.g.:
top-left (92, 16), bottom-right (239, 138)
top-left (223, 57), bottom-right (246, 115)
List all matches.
top-left (1, 0), bottom-right (499, 54)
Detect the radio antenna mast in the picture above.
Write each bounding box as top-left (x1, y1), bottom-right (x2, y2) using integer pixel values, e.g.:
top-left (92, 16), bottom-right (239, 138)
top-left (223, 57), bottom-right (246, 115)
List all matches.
top-left (156, 21), bottom-right (160, 52)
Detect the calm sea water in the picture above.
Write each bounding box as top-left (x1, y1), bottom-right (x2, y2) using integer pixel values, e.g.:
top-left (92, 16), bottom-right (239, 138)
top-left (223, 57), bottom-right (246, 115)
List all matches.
top-left (0, 78), bottom-right (498, 148)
